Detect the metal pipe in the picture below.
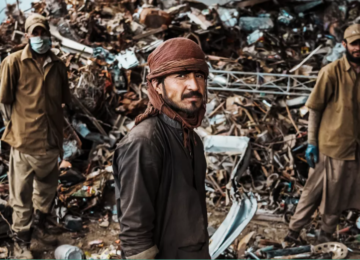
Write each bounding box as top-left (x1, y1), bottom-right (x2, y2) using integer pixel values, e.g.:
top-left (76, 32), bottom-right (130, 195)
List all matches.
top-left (207, 87), bottom-right (311, 96)
top-left (209, 69), bottom-right (318, 79)
top-left (208, 83), bottom-right (313, 91)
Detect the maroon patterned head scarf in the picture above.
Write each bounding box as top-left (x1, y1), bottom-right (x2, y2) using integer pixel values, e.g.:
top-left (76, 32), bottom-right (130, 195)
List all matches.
top-left (135, 38), bottom-right (209, 148)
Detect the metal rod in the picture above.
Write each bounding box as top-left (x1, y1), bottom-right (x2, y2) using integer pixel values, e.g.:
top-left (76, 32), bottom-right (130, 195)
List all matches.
top-left (208, 83), bottom-right (313, 91)
top-left (207, 87), bottom-right (311, 96)
top-left (209, 70), bottom-right (318, 79)
top-left (209, 81), bottom-right (313, 89)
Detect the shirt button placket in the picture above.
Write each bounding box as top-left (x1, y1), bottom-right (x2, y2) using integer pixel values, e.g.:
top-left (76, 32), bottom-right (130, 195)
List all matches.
top-left (42, 79), bottom-right (47, 151)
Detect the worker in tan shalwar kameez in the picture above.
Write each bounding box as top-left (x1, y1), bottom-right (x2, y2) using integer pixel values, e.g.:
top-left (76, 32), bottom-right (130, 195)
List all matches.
top-left (285, 24), bottom-right (360, 244)
top-left (0, 14), bottom-right (70, 259)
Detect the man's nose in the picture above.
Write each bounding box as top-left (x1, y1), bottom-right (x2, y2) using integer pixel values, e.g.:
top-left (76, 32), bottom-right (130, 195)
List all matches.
top-left (186, 73), bottom-right (200, 91)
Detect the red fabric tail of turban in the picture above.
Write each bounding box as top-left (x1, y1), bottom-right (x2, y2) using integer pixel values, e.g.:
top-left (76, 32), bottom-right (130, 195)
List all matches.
top-left (135, 38), bottom-right (209, 148)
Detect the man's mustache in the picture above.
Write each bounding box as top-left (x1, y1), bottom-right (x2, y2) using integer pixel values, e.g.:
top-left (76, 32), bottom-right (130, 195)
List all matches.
top-left (182, 91), bottom-right (203, 100)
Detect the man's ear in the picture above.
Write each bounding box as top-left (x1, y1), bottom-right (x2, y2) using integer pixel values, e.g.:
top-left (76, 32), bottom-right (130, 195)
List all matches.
top-left (25, 33), bottom-right (30, 40)
top-left (342, 40), bottom-right (347, 49)
top-left (152, 79), bottom-right (163, 95)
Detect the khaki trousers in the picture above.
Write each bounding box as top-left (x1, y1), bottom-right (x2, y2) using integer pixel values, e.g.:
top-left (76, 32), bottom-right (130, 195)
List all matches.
top-left (8, 147), bottom-right (59, 233)
top-left (289, 150), bottom-right (360, 234)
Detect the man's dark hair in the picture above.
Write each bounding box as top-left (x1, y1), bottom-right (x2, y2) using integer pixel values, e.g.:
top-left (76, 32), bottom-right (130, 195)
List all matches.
top-left (158, 77), bottom-right (165, 86)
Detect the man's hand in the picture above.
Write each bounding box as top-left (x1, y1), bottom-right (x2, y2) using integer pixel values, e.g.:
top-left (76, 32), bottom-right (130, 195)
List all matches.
top-left (305, 144), bottom-right (319, 168)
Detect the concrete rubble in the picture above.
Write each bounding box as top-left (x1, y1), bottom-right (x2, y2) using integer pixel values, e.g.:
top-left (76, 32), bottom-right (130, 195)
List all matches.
top-left (0, 0), bottom-right (360, 259)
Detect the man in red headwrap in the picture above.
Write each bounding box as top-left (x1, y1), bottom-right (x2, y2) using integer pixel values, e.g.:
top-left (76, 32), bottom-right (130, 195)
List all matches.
top-left (112, 38), bottom-right (210, 259)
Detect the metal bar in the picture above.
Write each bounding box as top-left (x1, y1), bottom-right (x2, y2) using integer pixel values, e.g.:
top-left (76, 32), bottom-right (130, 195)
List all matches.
top-left (209, 70), bottom-right (318, 79)
top-left (143, 67), bottom-right (316, 96)
top-left (287, 76), bottom-right (290, 93)
top-left (207, 70), bottom-right (316, 96)
top-left (207, 87), bottom-right (311, 96)
top-left (259, 77), bottom-right (288, 92)
top-left (208, 82), bottom-right (313, 91)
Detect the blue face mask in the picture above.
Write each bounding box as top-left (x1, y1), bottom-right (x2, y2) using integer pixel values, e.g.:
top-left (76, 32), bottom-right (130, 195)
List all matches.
top-left (30, 36), bottom-right (52, 54)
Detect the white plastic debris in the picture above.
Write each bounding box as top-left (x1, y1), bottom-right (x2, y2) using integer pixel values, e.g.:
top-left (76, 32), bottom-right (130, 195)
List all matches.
top-left (55, 244), bottom-right (83, 259)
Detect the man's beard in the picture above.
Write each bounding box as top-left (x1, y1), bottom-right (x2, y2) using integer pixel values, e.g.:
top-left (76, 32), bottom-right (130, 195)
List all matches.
top-left (161, 84), bottom-right (202, 118)
top-left (346, 47), bottom-right (360, 64)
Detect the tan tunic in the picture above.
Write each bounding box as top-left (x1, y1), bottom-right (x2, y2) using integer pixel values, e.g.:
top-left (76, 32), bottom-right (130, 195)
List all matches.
top-left (319, 150), bottom-right (360, 214)
top-left (0, 44), bottom-right (71, 155)
top-left (290, 56), bottom-right (360, 233)
top-left (306, 55), bottom-right (360, 160)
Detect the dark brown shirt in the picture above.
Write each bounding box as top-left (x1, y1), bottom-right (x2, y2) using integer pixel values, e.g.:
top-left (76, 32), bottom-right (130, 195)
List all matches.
top-left (306, 55), bottom-right (360, 160)
top-left (112, 114), bottom-right (210, 259)
top-left (0, 44), bottom-right (70, 155)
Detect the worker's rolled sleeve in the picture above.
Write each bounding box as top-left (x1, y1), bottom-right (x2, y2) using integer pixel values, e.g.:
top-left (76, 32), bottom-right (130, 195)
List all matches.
top-left (0, 56), bottom-right (18, 104)
top-left (306, 68), bottom-right (334, 111)
top-left (114, 137), bottom-right (162, 259)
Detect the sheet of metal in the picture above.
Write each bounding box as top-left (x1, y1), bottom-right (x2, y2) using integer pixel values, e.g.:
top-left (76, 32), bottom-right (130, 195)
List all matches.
top-left (204, 136), bottom-right (250, 155)
top-left (205, 136), bottom-right (256, 259)
top-left (209, 193), bottom-right (257, 259)
top-left (50, 24), bottom-right (93, 55)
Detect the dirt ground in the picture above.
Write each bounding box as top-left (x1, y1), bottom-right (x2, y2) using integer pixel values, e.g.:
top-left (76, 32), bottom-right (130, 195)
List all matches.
top-left (35, 222), bottom-right (121, 259)
top-left (1, 187), bottom-right (122, 259)
top-left (32, 205), bottom-right (360, 259)
top-left (3, 191), bottom-right (360, 259)
top-left (207, 205), bottom-right (360, 259)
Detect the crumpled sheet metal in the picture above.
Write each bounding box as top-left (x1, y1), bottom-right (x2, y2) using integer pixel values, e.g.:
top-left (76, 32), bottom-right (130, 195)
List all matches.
top-left (204, 136), bottom-right (257, 259)
top-left (204, 135), bottom-right (252, 188)
top-left (204, 136), bottom-right (250, 155)
top-left (239, 17), bottom-right (274, 31)
top-left (50, 24), bottom-right (93, 55)
top-left (203, 91), bottom-right (308, 240)
top-left (209, 192), bottom-right (257, 259)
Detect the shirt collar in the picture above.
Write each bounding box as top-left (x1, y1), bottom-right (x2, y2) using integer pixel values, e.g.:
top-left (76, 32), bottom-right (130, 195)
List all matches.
top-left (159, 113), bottom-right (182, 129)
top-left (21, 44), bottom-right (33, 61)
top-left (21, 44), bottom-right (60, 62)
top-left (343, 54), bottom-right (352, 72)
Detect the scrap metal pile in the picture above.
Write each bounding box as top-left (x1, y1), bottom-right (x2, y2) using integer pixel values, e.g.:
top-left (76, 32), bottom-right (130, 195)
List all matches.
top-left (202, 93), bottom-right (309, 221)
top-left (0, 0), bottom-right (360, 259)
